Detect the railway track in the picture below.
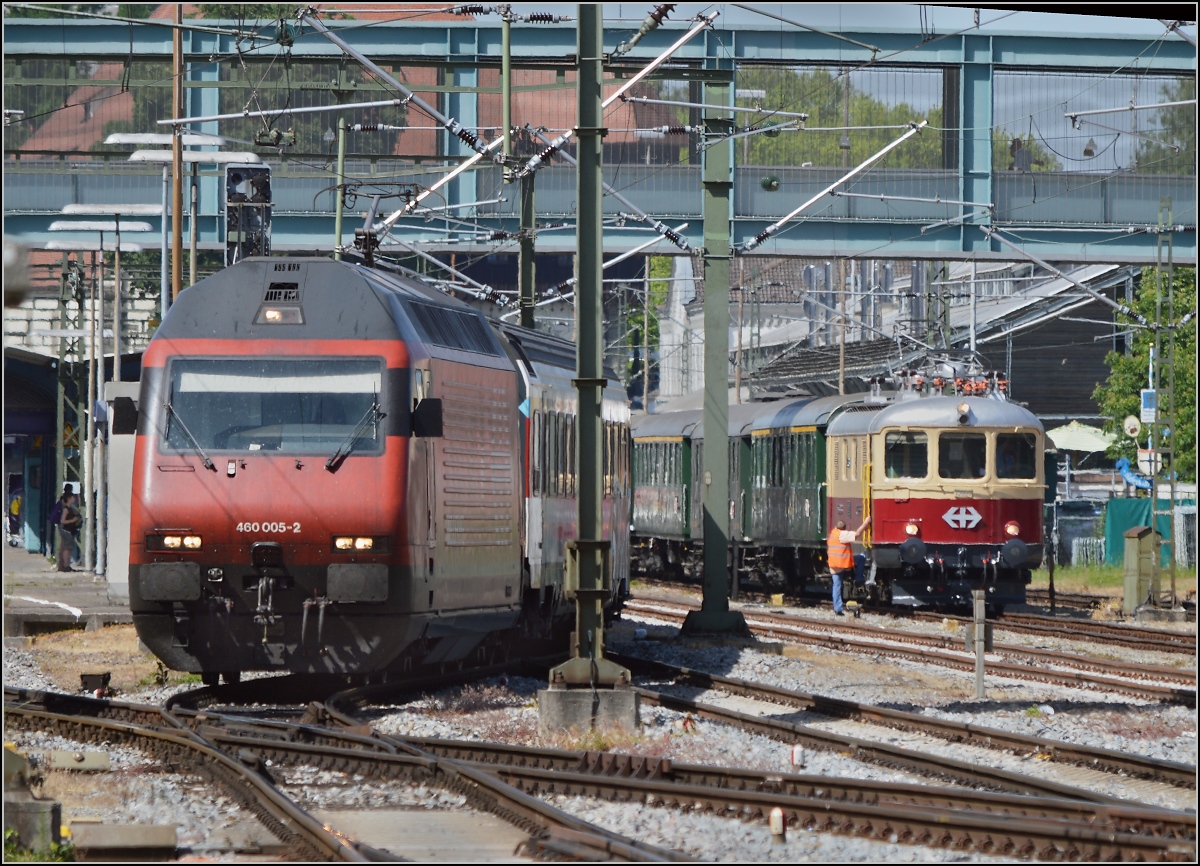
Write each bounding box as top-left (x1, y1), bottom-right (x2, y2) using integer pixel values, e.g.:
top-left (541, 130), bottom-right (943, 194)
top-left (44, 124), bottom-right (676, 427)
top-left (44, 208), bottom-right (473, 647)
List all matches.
top-left (637, 579), bottom-right (1197, 654)
top-left (3, 686), bottom-right (687, 863)
top-left (610, 654), bottom-right (1197, 790)
top-left (2, 688), bottom-right (376, 862)
top-left (633, 597), bottom-right (1196, 687)
top-left (169, 688), bottom-right (1198, 862)
top-left (625, 598), bottom-right (1197, 705)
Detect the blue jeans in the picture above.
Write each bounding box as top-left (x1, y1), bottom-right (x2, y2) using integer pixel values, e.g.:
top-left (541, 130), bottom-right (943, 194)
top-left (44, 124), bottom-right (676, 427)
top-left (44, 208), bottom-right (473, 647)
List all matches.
top-left (832, 570), bottom-right (846, 613)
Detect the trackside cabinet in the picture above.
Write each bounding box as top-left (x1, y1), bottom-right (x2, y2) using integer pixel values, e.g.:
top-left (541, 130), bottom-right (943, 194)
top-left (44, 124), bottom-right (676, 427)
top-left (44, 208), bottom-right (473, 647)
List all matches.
top-left (1122, 525), bottom-right (1159, 614)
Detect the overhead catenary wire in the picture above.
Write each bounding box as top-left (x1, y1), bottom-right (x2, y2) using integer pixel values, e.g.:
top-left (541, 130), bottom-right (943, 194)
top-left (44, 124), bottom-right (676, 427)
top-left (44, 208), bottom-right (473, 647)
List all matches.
top-left (514, 10), bottom-right (720, 180)
top-left (299, 8), bottom-right (499, 162)
top-left (741, 120), bottom-right (929, 252)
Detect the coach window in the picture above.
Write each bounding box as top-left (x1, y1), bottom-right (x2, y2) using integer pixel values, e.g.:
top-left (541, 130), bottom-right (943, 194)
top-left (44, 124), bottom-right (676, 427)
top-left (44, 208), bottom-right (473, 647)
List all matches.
top-left (884, 432), bottom-right (928, 479)
top-left (996, 432), bottom-right (1037, 479)
top-left (939, 432), bottom-right (987, 480)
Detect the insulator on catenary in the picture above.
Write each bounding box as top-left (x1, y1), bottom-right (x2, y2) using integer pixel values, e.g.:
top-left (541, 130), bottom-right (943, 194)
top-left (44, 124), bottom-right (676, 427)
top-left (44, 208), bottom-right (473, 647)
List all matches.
top-left (455, 126), bottom-right (482, 149)
top-left (452, 5), bottom-right (489, 15)
top-left (523, 12), bottom-right (568, 23)
top-left (352, 124), bottom-right (378, 132)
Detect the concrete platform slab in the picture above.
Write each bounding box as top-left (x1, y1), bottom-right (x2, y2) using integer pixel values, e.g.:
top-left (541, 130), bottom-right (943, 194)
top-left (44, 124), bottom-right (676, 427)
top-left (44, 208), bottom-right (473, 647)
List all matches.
top-left (312, 808), bottom-right (533, 862)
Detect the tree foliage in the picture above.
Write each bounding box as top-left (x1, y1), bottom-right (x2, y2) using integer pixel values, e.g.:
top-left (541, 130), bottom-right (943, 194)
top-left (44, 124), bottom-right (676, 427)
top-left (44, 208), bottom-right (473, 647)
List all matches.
top-left (736, 67), bottom-right (946, 169)
top-left (1134, 77), bottom-right (1196, 176)
top-left (1092, 266), bottom-right (1196, 483)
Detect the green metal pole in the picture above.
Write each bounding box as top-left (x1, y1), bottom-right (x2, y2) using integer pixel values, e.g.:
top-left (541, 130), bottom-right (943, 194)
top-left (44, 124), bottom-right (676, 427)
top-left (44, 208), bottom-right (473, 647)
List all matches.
top-left (519, 173), bottom-right (536, 328)
top-left (333, 117), bottom-right (346, 260)
top-left (501, 5), bottom-right (512, 159)
top-left (683, 74), bottom-right (748, 635)
top-left (549, 2), bottom-right (630, 689)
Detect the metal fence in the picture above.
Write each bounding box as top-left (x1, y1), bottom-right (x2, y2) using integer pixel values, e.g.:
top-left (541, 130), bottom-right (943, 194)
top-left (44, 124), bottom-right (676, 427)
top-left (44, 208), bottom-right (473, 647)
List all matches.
top-left (1070, 537), bottom-right (1107, 567)
top-left (1174, 505), bottom-right (1197, 570)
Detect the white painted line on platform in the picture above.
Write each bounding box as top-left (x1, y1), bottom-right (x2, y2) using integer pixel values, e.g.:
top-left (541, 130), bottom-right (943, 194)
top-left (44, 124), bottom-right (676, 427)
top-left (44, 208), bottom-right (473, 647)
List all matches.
top-left (5, 596), bottom-right (83, 620)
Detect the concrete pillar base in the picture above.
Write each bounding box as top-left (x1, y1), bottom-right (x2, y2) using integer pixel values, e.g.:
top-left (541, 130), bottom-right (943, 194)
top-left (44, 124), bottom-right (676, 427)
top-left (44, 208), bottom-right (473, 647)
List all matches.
top-left (537, 687), bottom-right (639, 739)
top-left (680, 608), bottom-right (750, 637)
top-left (3, 794), bottom-right (61, 853)
top-left (1134, 607), bottom-right (1192, 624)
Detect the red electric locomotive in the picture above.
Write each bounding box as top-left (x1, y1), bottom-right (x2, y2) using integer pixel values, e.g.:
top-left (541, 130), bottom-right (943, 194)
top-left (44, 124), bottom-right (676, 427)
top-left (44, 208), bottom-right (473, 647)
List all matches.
top-left (129, 257), bottom-right (628, 682)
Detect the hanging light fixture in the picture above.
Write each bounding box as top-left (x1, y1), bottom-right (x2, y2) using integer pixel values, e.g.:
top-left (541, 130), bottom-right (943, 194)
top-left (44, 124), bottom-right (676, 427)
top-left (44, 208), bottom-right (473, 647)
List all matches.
top-left (1082, 138), bottom-right (1097, 157)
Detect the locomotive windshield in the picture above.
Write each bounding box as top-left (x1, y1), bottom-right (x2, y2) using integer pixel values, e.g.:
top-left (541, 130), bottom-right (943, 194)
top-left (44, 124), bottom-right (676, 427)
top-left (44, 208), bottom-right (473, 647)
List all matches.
top-left (884, 432), bottom-right (927, 478)
top-left (162, 358), bottom-right (385, 456)
top-left (996, 432), bottom-right (1038, 479)
top-left (938, 432), bottom-right (987, 480)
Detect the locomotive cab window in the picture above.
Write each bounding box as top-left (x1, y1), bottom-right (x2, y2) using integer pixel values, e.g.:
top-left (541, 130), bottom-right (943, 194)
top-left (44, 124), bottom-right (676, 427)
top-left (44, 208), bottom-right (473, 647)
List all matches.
top-left (996, 432), bottom-right (1037, 479)
top-left (938, 432), bottom-right (987, 480)
top-left (884, 432), bottom-right (928, 479)
top-left (162, 358), bottom-right (386, 456)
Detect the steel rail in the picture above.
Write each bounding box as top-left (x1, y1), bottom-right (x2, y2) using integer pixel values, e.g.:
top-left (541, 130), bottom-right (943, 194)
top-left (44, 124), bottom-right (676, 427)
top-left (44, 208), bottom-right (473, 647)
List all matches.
top-left (321, 686), bottom-right (694, 862)
top-left (613, 654), bottom-right (1198, 790)
top-left (169, 710), bottom-right (1197, 857)
top-left (628, 600), bottom-right (1196, 686)
top-left (477, 763), bottom-right (1193, 862)
top-left (626, 600), bottom-right (1197, 705)
top-left (2, 702), bottom-right (372, 862)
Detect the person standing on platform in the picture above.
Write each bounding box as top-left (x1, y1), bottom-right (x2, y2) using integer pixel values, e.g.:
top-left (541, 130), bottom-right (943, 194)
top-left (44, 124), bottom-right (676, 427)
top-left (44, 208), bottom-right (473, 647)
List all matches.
top-left (56, 491), bottom-right (81, 573)
top-left (827, 516), bottom-right (870, 616)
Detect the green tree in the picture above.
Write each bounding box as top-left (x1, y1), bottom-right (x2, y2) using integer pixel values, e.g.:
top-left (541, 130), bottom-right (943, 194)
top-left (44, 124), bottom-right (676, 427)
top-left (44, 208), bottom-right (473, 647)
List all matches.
top-left (629, 255), bottom-right (672, 384)
top-left (735, 66), bottom-right (947, 169)
top-left (1092, 267), bottom-right (1196, 483)
top-left (1134, 77), bottom-right (1196, 176)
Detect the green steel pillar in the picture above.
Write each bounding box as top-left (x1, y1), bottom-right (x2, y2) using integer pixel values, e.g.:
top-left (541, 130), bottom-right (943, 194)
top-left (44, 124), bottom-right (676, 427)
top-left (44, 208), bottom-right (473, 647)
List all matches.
top-left (548, 3), bottom-right (630, 690)
top-left (682, 74), bottom-right (748, 636)
top-left (519, 174), bottom-right (536, 328)
top-left (501, 4), bottom-right (512, 158)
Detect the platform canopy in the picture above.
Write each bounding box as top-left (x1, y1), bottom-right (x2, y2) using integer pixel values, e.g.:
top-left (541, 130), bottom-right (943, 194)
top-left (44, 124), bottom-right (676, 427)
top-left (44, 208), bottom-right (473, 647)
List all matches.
top-left (1045, 421), bottom-right (1115, 453)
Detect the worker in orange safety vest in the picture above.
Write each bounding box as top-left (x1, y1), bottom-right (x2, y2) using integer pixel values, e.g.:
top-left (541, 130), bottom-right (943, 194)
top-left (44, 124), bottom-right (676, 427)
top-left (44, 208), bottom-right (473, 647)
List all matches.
top-left (827, 516), bottom-right (870, 616)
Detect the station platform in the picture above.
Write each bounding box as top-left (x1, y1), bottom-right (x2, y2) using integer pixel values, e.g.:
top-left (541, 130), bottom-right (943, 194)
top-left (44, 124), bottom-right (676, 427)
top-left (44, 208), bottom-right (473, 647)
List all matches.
top-left (2, 547), bottom-right (131, 642)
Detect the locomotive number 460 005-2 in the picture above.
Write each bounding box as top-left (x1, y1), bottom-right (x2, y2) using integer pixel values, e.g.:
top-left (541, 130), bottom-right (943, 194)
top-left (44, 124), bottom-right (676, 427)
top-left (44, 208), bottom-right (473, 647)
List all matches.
top-left (235, 521), bottom-right (301, 533)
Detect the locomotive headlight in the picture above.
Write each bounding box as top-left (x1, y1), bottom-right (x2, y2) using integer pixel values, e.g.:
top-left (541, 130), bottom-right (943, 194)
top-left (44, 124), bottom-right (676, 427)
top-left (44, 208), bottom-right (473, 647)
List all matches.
top-left (957, 402), bottom-right (971, 425)
top-left (183, 535), bottom-right (203, 549)
top-left (1004, 521), bottom-right (1021, 537)
top-left (333, 536), bottom-right (389, 553)
top-left (904, 521), bottom-right (920, 537)
top-left (162, 535), bottom-right (182, 549)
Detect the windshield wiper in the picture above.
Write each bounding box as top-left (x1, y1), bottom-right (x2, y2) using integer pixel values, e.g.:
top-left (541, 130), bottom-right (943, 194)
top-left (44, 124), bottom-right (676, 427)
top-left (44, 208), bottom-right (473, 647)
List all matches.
top-left (164, 400), bottom-right (216, 471)
top-left (326, 395), bottom-right (386, 472)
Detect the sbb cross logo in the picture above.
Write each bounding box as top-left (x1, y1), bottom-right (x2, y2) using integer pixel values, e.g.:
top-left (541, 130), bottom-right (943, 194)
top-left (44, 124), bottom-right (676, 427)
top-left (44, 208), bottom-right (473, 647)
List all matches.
top-left (943, 506), bottom-right (982, 529)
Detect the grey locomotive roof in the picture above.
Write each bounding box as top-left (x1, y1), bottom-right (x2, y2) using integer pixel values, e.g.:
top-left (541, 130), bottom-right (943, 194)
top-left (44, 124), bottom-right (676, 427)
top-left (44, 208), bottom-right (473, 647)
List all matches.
top-left (832, 396), bottom-right (1044, 435)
